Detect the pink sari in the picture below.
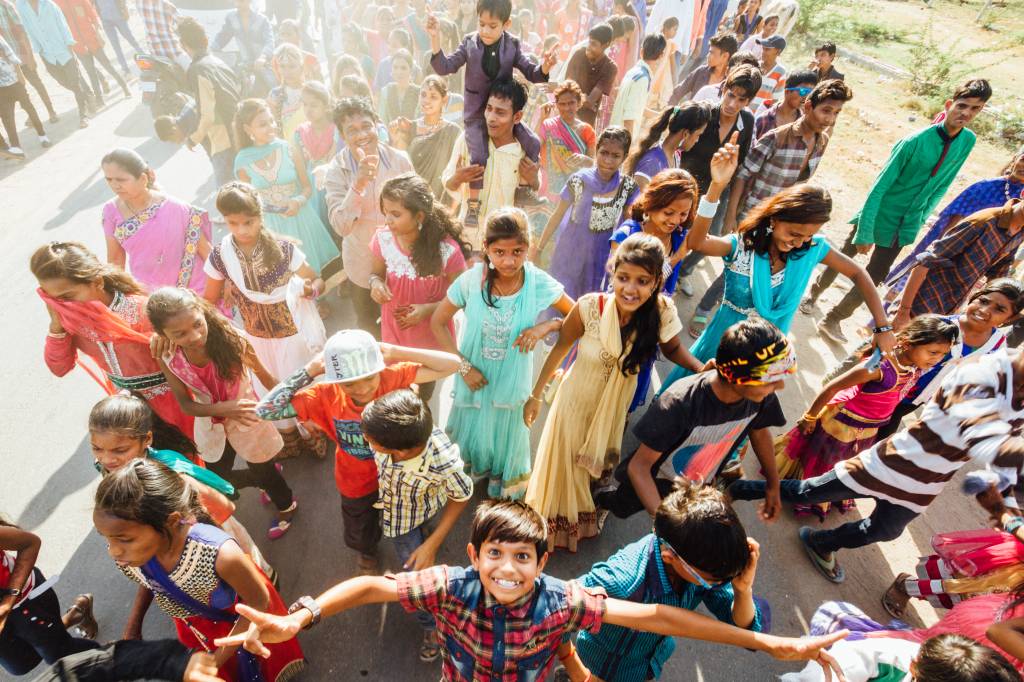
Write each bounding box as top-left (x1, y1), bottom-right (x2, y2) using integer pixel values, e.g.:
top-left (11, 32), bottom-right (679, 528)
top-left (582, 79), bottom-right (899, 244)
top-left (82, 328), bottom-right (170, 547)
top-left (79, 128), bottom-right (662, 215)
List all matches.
top-left (539, 116), bottom-right (595, 200)
top-left (102, 197), bottom-right (211, 293)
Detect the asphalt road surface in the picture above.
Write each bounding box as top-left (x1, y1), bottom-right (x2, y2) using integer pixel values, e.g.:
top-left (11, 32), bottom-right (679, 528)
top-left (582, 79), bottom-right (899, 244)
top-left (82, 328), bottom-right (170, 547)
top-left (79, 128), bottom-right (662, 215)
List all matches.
top-left (0, 90), bottom-right (990, 682)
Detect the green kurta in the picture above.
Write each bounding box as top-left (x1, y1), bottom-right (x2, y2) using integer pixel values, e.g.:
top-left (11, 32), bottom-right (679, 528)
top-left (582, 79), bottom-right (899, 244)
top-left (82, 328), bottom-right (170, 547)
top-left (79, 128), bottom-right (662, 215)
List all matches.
top-left (852, 123), bottom-right (976, 249)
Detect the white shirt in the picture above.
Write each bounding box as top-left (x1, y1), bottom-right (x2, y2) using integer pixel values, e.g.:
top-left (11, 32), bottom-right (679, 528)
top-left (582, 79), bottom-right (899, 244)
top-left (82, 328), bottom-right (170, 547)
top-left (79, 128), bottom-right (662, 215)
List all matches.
top-left (442, 133), bottom-right (523, 251)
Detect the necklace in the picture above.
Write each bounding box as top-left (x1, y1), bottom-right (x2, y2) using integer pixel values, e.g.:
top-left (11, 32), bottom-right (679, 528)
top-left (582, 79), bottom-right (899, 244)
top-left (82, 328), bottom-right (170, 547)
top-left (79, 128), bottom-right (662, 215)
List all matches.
top-left (492, 271), bottom-right (524, 297)
top-left (890, 350), bottom-right (913, 375)
top-left (122, 192), bottom-right (156, 221)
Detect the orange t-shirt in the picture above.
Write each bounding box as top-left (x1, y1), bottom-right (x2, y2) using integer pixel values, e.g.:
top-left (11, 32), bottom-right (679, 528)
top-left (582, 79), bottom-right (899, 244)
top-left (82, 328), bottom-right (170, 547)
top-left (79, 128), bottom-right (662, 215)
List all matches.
top-left (290, 362), bottom-right (420, 498)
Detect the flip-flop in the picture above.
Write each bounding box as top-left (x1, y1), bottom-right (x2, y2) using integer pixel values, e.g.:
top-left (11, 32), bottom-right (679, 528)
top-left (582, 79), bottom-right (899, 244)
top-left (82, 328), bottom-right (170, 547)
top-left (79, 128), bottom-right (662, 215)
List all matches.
top-left (688, 314), bottom-right (708, 339)
top-left (799, 526), bottom-right (845, 583)
top-left (66, 594), bottom-right (98, 639)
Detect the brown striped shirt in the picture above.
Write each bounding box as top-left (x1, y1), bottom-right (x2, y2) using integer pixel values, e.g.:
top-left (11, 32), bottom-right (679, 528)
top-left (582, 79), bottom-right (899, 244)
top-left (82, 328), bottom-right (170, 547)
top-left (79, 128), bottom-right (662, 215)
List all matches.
top-left (836, 350), bottom-right (1024, 513)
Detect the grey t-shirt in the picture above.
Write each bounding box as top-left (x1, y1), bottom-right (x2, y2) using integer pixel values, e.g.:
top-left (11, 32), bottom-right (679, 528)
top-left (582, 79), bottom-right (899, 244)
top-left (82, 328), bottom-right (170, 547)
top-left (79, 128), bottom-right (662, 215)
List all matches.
top-left (618, 372), bottom-right (786, 485)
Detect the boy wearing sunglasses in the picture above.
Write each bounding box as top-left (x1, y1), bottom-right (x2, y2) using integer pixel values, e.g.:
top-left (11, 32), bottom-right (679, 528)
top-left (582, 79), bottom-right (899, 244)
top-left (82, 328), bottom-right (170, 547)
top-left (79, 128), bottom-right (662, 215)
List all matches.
top-left (724, 78), bottom-right (854, 235)
top-left (572, 481), bottom-right (765, 682)
top-left (753, 70), bottom-right (819, 140)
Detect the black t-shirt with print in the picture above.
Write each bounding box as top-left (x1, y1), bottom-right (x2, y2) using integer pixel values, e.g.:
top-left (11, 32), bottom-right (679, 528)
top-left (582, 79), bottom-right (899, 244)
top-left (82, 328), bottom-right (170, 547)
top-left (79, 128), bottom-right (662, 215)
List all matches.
top-left (615, 372), bottom-right (786, 485)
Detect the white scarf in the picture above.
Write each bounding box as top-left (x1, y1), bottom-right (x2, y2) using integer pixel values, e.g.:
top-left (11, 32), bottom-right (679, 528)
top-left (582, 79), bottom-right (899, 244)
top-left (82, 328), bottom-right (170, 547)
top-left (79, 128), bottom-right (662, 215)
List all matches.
top-left (219, 234), bottom-right (326, 352)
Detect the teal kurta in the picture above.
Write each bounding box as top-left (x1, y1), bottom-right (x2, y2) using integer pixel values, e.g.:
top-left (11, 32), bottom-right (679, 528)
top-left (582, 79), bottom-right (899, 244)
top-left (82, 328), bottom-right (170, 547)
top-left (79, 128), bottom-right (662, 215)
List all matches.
top-left (852, 124), bottom-right (976, 249)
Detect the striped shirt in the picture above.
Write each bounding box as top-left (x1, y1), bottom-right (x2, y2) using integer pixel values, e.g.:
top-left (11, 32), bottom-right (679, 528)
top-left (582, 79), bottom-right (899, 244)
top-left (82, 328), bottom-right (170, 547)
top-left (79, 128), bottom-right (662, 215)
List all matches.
top-left (374, 428), bottom-right (474, 538)
top-left (135, 0), bottom-right (180, 61)
top-left (837, 350), bottom-right (1024, 513)
top-left (736, 119), bottom-right (829, 214)
top-left (397, 565), bottom-right (607, 681)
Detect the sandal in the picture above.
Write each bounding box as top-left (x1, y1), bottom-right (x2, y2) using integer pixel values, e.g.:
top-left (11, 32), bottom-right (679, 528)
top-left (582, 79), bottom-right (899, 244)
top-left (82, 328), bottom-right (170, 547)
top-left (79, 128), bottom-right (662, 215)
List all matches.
top-left (268, 500), bottom-right (298, 540)
top-left (799, 526), bottom-right (845, 583)
top-left (419, 629), bottom-right (441, 662)
top-left (688, 314), bottom-right (708, 339)
top-left (882, 573), bottom-right (912, 619)
top-left (65, 594), bottom-right (99, 639)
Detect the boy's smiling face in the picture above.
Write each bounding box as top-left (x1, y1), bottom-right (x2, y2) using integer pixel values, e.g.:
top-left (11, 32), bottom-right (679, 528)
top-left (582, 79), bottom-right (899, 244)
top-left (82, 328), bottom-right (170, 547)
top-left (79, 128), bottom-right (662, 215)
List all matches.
top-left (467, 539), bottom-right (548, 605)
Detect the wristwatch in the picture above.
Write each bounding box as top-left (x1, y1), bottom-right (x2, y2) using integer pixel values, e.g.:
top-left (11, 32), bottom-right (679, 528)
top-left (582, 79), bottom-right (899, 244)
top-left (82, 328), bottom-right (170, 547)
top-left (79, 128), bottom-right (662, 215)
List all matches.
top-left (287, 595), bottom-right (321, 629)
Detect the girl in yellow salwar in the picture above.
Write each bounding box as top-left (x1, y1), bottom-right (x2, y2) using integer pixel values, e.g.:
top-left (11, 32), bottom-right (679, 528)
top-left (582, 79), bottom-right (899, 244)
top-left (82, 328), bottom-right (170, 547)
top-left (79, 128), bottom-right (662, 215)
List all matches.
top-left (523, 233), bottom-right (705, 551)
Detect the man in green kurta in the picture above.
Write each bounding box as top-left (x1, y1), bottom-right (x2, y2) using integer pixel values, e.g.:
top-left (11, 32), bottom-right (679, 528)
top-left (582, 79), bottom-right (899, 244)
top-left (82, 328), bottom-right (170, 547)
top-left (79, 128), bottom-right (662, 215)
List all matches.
top-left (801, 78), bottom-right (992, 342)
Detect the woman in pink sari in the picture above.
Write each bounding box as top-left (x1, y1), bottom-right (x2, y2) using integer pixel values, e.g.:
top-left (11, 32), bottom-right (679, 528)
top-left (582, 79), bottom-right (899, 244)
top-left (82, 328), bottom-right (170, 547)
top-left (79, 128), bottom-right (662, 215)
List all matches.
top-left (538, 81), bottom-right (596, 203)
top-left (30, 241), bottom-right (195, 444)
top-left (100, 149), bottom-right (212, 293)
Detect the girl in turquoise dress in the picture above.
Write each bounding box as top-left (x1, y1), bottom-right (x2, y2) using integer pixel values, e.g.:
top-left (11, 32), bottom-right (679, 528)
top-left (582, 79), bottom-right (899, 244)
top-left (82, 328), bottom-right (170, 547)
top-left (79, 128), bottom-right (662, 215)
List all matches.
top-left (660, 138), bottom-right (897, 393)
top-left (234, 99), bottom-right (340, 274)
top-left (430, 208), bottom-right (573, 500)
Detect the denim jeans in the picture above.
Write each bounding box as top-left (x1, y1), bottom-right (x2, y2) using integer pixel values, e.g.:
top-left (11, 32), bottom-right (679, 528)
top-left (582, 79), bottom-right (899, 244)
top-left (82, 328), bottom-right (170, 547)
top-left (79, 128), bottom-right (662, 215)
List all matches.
top-left (392, 521), bottom-right (438, 631)
top-left (101, 17), bottom-right (143, 74)
top-left (729, 470), bottom-right (920, 554)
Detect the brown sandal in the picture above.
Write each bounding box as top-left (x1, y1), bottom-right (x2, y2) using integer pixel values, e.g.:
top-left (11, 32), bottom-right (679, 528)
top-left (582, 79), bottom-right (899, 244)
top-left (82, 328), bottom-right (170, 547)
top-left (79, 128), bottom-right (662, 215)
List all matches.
top-left (882, 573), bottom-right (912, 619)
top-left (64, 594), bottom-right (98, 639)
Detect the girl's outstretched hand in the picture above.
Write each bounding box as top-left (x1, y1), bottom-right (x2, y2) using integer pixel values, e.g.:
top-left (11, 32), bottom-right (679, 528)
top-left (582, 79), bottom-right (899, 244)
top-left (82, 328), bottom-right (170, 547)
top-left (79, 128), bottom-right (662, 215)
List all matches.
top-left (214, 603), bottom-right (305, 658)
top-left (709, 131), bottom-right (740, 188)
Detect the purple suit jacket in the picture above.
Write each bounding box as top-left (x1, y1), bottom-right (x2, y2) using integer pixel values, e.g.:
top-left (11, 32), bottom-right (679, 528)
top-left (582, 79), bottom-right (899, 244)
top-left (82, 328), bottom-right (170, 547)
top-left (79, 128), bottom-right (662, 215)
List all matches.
top-left (430, 31), bottom-right (548, 119)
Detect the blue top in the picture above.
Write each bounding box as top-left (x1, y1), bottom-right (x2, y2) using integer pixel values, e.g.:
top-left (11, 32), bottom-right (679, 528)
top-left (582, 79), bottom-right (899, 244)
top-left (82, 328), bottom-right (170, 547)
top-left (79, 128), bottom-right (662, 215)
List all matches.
top-left (575, 534), bottom-right (763, 682)
top-left (633, 147), bottom-right (670, 183)
top-left (610, 220), bottom-right (687, 295)
top-left (16, 0), bottom-right (74, 66)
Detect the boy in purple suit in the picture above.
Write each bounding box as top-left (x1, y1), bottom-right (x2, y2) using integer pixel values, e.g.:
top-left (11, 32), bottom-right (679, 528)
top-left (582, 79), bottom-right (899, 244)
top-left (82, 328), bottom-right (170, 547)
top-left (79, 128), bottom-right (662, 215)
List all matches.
top-left (427, 0), bottom-right (558, 226)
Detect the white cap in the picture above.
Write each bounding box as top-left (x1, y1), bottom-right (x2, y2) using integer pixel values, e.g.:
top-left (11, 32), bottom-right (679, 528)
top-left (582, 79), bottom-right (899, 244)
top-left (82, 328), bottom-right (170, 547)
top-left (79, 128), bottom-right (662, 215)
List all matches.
top-left (323, 330), bottom-right (385, 383)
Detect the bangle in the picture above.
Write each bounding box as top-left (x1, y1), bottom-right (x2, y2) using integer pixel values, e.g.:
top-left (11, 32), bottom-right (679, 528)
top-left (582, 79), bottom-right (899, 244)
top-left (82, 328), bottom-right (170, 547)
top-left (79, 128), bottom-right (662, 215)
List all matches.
top-left (458, 358), bottom-right (473, 377)
top-left (697, 196), bottom-right (719, 218)
top-left (311, 281), bottom-right (323, 298)
top-left (873, 325), bottom-right (894, 334)
top-left (558, 643), bottom-right (576, 662)
top-left (801, 412), bottom-right (819, 423)
top-left (368, 274), bottom-right (383, 288)
top-left (526, 394), bottom-right (541, 403)
top-left (47, 331), bottom-right (68, 339)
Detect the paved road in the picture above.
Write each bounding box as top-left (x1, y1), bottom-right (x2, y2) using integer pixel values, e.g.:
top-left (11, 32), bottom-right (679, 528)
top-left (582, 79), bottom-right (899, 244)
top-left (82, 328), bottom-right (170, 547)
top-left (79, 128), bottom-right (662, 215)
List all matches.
top-left (0, 94), bottom-right (991, 682)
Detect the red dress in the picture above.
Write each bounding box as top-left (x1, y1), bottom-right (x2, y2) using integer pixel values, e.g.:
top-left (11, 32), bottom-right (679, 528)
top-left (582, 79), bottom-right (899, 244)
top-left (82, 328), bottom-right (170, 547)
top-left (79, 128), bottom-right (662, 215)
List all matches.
top-left (41, 289), bottom-right (195, 443)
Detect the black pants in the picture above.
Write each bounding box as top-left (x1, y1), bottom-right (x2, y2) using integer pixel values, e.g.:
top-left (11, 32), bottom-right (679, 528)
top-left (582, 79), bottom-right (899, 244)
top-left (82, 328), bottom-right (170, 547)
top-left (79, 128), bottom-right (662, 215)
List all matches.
top-left (0, 81), bottom-right (44, 148)
top-left (729, 470), bottom-right (920, 554)
top-left (0, 572), bottom-right (98, 676)
top-left (596, 476), bottom-right (674, 519)
top-left (33, 638), bottom-right (189, 682)
top-left (348, 282), bottom-right (381, 339)
top-left (809, 227), bottom-right (901, 324)
top-left (206, 443), bottom-right (294, 511)
top-left (340, 490), bottom-right (381, 554)
top-left (42, 59), bottom-right (90, 119)
top-left (875, 400), bottom-right (920, 442)
top-left (78, 49), bottom-right (129, 101)
top-left (21, 65), bottom-right (56, 119)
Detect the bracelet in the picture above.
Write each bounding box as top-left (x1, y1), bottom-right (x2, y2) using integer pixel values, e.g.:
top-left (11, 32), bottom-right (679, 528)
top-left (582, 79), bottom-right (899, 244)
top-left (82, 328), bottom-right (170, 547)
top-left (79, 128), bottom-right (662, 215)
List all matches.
top-left (290, 195), bottom-right (308, 205)
top-left (697, 196), bottom-right (720, 218)
top-left (368, 274), bottom-right (384, 288)
top-left (526, 394), bottom-right (542, 403)
top-left (558, 643), bottom-right (577, 662)
top-left (801, 412), bottom-right (819, 423)
top-left (311, 281), bottom-right (323, 298)
top-left (458, 358), bottom-right (473, 377)
top-left (1004, 516), bottom-right (1024, 534)
top-left (47, 331), bottom-right (68, 339)
top-left (873, 325), bottom-right (894, 334)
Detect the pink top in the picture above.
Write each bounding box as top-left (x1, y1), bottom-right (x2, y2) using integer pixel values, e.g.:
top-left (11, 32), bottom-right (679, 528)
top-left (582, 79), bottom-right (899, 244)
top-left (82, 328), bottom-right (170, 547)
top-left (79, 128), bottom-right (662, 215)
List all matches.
top-left (870, 593), bottom-right (1024, 673)
top-left (369, 229), bottom-right (466, 349)
top-left (830, 356), bottom-right (919, 421)
top-left (102, 196), bottom-right (211, 293)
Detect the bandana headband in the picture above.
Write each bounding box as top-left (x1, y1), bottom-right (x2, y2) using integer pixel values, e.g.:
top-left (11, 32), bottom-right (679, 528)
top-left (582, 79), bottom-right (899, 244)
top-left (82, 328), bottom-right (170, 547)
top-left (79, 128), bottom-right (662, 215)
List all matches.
top-left (716, 338), bottom-right (797, 385)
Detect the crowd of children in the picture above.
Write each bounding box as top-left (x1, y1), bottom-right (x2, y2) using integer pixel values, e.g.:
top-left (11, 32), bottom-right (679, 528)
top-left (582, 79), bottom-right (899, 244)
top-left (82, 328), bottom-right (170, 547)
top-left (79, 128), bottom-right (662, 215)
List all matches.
top-left (5, 0), bottom-right (1024, 679)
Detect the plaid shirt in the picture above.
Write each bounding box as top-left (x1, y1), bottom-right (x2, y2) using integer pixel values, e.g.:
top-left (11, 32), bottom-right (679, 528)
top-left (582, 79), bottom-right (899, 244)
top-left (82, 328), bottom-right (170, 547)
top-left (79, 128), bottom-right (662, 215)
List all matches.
top-left (136, 0), bottom-right (180, 60)
top-left (753, 101), bottom-right (802, 141)
top-left (736, 119), bottom-right (829, 214)
top-left (397, 566), bottom-right (607, 681)
top-left (374, 428), bottom-right (474, 538)
top-left (910, 200), bottom-right (1024, 317)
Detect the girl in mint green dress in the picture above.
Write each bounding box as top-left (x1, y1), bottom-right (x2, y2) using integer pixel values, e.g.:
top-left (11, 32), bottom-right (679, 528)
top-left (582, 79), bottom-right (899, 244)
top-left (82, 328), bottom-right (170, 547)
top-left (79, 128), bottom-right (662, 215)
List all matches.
top-left (431, 210), bottom-right (573, 499)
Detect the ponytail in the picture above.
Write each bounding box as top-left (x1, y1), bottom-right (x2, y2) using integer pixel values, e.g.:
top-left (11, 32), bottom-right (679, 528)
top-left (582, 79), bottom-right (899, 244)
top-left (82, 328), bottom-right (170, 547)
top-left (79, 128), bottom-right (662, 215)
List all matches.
top-left (626, 102), bottom-right (711, 175)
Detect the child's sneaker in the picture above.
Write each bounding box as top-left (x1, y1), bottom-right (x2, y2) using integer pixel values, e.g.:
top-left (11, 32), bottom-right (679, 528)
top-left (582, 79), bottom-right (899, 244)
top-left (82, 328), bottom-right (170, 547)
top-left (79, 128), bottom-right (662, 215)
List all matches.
top-left (40, 135), bottom-right (51, 148)
top-left (1, 146), bottom-right (25, 160)
top-left (514, 185), bottom-right (547, 208)
top-left (260, 490), bottom-right (272, 505)
top-left (419, 630), bottom-right (441, 662)
top-left (464, 199), bottom-right (481, 228)
top-left (267, 500), bottom-right (298, 540)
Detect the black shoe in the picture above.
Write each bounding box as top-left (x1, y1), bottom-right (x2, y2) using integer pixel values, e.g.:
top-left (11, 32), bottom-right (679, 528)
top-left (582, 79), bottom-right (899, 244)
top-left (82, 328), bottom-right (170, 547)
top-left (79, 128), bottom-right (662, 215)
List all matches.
top-left (464, 199), bottom-right (481, 228)
top-left (514, 185), bottom-right (547, 208)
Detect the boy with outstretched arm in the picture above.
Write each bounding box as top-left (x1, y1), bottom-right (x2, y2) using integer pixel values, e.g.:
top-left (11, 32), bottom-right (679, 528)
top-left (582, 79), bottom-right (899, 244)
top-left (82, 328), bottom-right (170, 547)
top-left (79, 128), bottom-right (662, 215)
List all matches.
top-left (216, 501), bottom-right (849, 680)
top-left (254, 329), bottom-right (460, 575)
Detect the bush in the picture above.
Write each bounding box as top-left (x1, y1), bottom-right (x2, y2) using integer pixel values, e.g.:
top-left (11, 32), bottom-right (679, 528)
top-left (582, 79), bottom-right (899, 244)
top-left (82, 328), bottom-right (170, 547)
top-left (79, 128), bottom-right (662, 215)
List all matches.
top-left (905, 22), bottom-right (969, 99)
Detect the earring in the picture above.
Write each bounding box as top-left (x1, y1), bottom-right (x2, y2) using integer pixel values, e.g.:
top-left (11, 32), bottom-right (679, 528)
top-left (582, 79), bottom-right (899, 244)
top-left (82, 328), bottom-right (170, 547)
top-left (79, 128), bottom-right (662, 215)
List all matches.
top-left (417, 221), bottom-right (423, 232)
top-left (488, 261), bottom-right (496, 270)
top-left (766, 220), bottom-right (775, 235)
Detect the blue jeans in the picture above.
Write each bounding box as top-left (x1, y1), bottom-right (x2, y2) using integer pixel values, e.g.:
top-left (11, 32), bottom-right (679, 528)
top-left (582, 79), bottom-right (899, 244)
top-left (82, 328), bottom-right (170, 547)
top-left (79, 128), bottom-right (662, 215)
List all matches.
top-left (101, 17), bottom-right (143, 74)
top-left (392, 522), bottom-right (437, 631)
top-left (729, 470), bottom-right (920, 554)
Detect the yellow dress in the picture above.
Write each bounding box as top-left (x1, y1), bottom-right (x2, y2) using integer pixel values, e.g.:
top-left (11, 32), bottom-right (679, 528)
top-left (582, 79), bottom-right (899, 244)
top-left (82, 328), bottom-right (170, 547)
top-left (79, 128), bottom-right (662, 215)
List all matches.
top-left (525, 292), bottom-right (682, 552)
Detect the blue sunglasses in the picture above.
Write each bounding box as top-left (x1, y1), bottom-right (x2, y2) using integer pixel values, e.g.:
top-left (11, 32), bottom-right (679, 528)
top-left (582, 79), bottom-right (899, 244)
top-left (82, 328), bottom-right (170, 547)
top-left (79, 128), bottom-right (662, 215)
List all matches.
top-left (785, 86), bottom-right (814, 97)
